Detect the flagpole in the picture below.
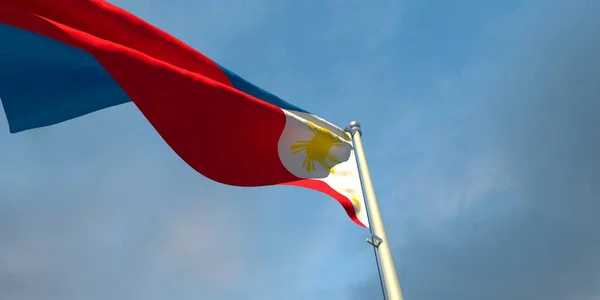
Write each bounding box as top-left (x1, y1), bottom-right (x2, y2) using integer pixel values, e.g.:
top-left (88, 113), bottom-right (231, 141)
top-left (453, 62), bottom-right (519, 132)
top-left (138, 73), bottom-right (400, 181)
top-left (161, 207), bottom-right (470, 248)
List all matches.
top-left (345, 121), bottom-right (405, 300)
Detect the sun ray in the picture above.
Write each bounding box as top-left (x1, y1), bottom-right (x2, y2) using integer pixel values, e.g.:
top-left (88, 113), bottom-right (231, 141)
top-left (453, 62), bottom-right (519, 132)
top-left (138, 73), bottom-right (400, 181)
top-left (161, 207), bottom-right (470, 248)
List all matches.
top-left (326, 153), bottom-right (341, 164)
top-left (292, 147), bottom-right (306, 154)
top-left (319, 161), bottom-right (332, 171)
top-left (302, 155), bottom-right (310, 169)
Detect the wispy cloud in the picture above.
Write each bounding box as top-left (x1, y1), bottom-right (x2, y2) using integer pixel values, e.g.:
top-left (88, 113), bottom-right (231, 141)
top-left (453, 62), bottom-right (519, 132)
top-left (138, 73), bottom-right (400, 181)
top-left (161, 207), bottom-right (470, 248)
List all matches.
top-left (354, 0), bottom-right (600, 299)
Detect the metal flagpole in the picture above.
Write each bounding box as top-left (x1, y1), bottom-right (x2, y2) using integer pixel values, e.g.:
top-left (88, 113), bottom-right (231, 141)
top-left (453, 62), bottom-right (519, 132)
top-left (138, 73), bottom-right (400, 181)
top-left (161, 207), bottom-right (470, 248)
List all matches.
top-left (345, 121), bottom-right (405, 300)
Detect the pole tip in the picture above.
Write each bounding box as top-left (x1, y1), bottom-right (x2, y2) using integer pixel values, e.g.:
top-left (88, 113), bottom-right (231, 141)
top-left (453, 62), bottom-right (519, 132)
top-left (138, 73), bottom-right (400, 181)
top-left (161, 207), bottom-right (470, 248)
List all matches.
top-left (345, 121), bottom-right (362, 136)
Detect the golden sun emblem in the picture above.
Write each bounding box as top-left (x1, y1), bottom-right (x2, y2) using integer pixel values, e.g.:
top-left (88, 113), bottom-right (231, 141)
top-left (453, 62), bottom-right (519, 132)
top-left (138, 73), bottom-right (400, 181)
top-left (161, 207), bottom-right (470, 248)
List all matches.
top-left (290, 121), bottom-right (343, 173)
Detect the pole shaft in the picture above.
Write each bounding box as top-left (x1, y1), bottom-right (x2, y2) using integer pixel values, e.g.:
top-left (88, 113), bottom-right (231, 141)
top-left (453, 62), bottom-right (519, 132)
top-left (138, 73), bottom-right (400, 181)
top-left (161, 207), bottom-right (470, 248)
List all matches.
top-left (346, 122), bottom-right (404, 300)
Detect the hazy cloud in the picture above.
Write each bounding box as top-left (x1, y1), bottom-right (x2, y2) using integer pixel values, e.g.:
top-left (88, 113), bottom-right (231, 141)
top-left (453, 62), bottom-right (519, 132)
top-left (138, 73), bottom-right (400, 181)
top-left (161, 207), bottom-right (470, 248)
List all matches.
top-left (355, 0), bottom-right (600, 299)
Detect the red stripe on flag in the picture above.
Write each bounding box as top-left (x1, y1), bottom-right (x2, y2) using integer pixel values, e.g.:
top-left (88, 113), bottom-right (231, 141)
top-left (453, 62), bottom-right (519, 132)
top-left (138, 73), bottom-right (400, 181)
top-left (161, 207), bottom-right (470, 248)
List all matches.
top-left (285, 180), bottom-right (367, 227)
top-left (8, 0), bottom-right (232, 87)
top-left (0, 4), bottom-right (299, 186)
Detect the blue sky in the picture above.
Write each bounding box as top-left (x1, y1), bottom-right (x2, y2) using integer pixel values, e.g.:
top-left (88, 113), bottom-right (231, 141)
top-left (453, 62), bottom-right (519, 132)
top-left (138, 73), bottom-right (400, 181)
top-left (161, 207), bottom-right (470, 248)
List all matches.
top-left (1, 0), bottom-right (600, 299)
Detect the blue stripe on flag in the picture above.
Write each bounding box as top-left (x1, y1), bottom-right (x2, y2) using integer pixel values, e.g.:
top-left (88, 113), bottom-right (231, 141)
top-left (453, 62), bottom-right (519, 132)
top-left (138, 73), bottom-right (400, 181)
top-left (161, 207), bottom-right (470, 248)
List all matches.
top-left (217, 65), bottom-right (310, 114)
top-left (0, 24), bottom-right (131, 133)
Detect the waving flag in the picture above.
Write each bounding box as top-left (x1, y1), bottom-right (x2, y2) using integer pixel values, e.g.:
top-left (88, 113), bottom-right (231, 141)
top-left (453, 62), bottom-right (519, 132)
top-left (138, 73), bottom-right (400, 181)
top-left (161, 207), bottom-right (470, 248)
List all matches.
top-left (0, 0), bottom-right (368, 227)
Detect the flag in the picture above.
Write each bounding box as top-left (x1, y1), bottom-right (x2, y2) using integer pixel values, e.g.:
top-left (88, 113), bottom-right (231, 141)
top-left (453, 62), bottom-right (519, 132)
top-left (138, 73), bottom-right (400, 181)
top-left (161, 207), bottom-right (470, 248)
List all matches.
top-left (0, 0), bottom-right (369, 227)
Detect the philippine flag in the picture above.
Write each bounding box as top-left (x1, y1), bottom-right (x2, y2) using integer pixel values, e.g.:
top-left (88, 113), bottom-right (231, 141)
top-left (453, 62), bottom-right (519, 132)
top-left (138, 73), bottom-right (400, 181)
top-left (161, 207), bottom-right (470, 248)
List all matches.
top-left (0, 0), bottom-right (369, 227)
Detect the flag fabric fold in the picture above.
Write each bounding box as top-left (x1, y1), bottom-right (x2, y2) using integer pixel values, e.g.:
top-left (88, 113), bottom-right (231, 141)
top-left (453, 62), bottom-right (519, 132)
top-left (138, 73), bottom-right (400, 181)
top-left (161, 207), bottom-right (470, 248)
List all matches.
top-left (0, 0), bottom-right (369, 227)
